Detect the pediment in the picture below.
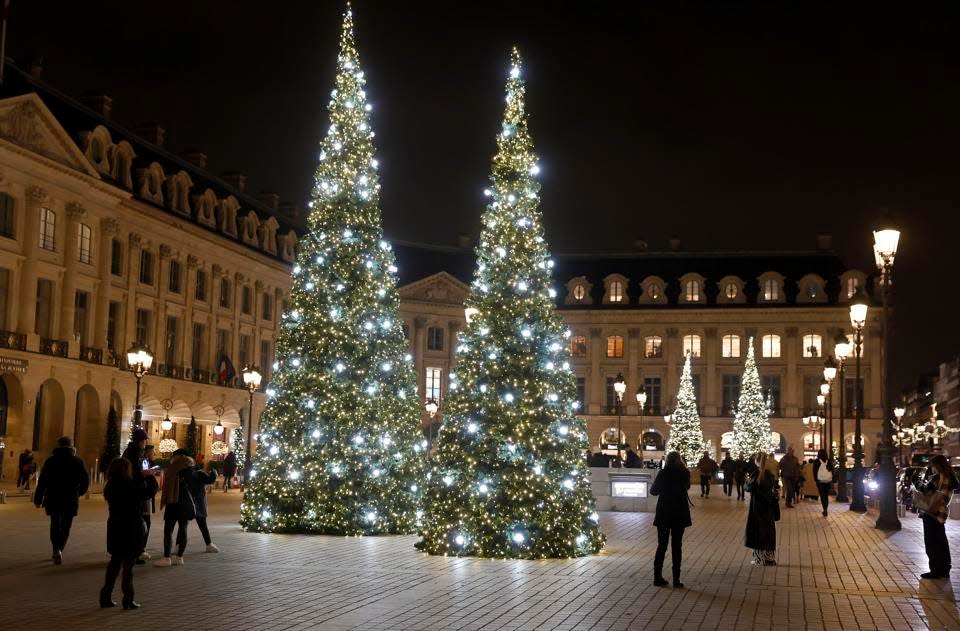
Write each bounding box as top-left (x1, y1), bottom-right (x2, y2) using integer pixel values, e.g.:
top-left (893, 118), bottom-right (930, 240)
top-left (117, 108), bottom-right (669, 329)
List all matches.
top-left (0, 94), bottom-right (100, 177)
top-left (398, 272), bottom-right (469, 305)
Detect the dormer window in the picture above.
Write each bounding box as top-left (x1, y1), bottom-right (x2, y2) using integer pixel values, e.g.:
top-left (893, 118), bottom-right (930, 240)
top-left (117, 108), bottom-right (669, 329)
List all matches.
top-left (565, 276), bottom-right (594, 306)
top-left (573, 283), bottom-right (586, 301)
top-left (762, 279), bottom-right (779, 301)
top-left (724, 282), bottom-right (738, 299)
top-left (609, 281), bottom-right (624, 303)
top-left (648, 283), bottom-right (661, 300)
top-left (685, 280), bottom-right (700, 302)
top-left (797, 274), bottom-right (826, 304)
top-left (639, 276), bottom-right (668, 305)
top-left (602, 274), bottom-right (629, 305)
top-left (846, 277), bottom-right (858, 298)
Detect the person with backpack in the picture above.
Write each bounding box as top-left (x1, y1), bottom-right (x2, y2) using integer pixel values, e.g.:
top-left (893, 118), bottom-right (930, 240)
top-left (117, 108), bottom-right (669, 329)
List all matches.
top-left (33, 437), bottom-right (89, 564)
top-left (154, 451), bottom-right (196, 566)
top-left (813, 449), bottom-right (834, 516)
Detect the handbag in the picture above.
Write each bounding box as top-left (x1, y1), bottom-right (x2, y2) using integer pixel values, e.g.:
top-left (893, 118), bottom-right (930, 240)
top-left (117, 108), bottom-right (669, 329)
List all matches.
top-left (913, 489), bottom-right (945, 515)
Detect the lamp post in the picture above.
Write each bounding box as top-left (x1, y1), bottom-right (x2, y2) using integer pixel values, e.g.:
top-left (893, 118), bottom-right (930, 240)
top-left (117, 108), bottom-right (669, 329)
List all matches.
top-left (893, 404), bottom-right (906, 467)
top-left (240, 365), bottom-right (262, 486)
top-left (613, 373), bottom-right (626, 466)
top-left (425, 397), bottom-right (439, 444)
top-left (824, 357), bottom-right (837, 461)
top-left (818, 386), bottom-right (829, 449)
top-left (873, 219), bottom-right (902, 530)
top-left (126, 343), bottom-right (154, 431)
top-left (849, 287), bottom-right (869, 513)
top-left (803, 413), bottom-right (823, 452)
top-left (834, 333), bottom-right (852, 502)
top-left (636, 385), bottom-right (647, 464)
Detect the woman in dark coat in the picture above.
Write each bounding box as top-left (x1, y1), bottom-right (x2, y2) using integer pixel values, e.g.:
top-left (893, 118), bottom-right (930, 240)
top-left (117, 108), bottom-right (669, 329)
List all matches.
top-left (650, 451), bottom-right (692, 588)
top-left (745, 453), bottom-right (779, 565)
top-left (222, 451), bottom-right (237, 491)
top-left (100, 457), bottom-right (158, 609)
top-left (155, 451), bottom-right (196, 566)
top-left (187, 464), bottom-right (219, 552)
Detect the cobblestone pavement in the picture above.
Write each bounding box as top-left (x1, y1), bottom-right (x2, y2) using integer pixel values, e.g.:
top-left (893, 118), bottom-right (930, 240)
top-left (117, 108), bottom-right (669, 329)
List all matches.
top-left (1, 489), bottom-right (959, 631)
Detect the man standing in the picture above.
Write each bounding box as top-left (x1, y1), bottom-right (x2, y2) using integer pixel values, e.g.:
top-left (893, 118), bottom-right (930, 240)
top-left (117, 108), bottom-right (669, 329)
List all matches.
top-left (779, 446), bottom-right (801, 508)
top-left (697, 451), bottom-right (719, 498)
top-left (720, 452), bottom-right (736, 497)
top-left (122, 428), bottom-right (153, 563)
top-left (33, 436), bottom-right (89, 564)
top-left (734, 454), bottom-right (748, 501)
top-left (223, 450), bottom-right (237, 492)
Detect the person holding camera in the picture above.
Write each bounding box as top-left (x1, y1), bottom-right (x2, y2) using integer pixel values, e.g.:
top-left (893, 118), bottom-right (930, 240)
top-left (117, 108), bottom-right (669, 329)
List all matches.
top-left (912, 455), bottom-right (959, 580)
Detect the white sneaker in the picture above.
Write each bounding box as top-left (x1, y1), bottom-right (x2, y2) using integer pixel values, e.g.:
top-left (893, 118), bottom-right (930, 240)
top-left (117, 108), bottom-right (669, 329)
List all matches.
top-left (139, 552), bottom-right (152, 561)
top-left (172, 555), bottom-right (185, 565)
top-left (154, 557), bottom-right (172, 567)
top-left (205, 544), bottom-right (220, 553)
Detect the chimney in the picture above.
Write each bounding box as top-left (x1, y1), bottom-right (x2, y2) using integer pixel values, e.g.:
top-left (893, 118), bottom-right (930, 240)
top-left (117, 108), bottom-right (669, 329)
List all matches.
top-left (181, 148), bottom-right (208, 170)
top-left (456, 233), bottom-right (471, 249)
top-left (136, 122), bottom-right (166, 147)
top-left (279, 201), bottom-right (301, 221)
top-left (633, 237), bottom-right (648, 252)
top-left (29, 57), bottom-right (43, 78)
top-left (80, 94), bottom-right (112, 120)
top-left (816, 233), bottom-right (833, 251)
top-left (221, 171), bottom-right (247, 193)
top-left (258, 191), bottom-right (280, 210)
top-left (669, 236), bottom-right (682, 251)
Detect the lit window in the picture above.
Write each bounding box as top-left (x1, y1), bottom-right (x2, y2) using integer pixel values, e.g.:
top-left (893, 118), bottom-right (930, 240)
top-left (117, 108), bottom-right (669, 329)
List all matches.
top-left (722, 334), bottom-right (741, 358)
top-left (38, 207), bottom-right (56, 251)
top-left (683, 334), bottom-right (701, 358)
top-left (76, 223), bottom-right (92, 264)
top-left (608, 280), bottom-right (624, 303)
top-left (644, 336), bottom-right (662, 358)
top-left (724, 282), bottom-right (738, 299)
top-left (846, 277), bottom-right (859, 299)
top-left (570, 335), bottom-right (587, 357)
top-left (684, 280), bottom-right (700, 302)
top-left (647, 283), bottom-right (661, 300)
top-left (573, 283), bottom-right (586, 301)
top-left (762, 334), bottom-right (781, 358)
top-left (425, 367), bottom-right (442, 402)
top-left (802, 334), bottom-right (822, 358)
top-left (606, 335), bottom-right (624, 358)
top-left (763, 279), bottom-right (779, 301)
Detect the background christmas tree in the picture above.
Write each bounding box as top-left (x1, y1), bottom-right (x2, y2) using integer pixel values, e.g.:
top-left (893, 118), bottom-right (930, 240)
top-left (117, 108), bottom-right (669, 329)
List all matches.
top-left (100, 406), bottom-right (121, 473)
top-left (416, 48), bottom-right (604, 559)
top-left (240, 7), bottom-right (425, 534)
top-left (185, 417), bottom-right (198, 456)
top-left (731, 337), bottom-right (774, 457)
top-left (665, 353), bottom-right (704, 464)
top-left (232, 424), bottom-right (245, 469)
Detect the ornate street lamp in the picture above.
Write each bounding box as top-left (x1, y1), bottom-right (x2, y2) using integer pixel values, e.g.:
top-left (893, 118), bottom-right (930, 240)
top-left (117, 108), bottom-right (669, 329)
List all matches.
top-left (848, 287), bottom-right (869, 513)
top-left (126, 343), bottom-right (154, 431)
top-left (613, 373), bottom-right (626, 466)
top-left (834, 333), bottom-right (852, 502)
top-left (824, 357), bottom-right (837, 459)
top-left (636, 385), bottom-right (647, 464)
top-left (893, 404), bottom-right (906, 467)
top-left (873, 216), bottom-right (902, 530)
top-left (818, 383), bottom-right (829, 449)
top-left (241, 365), bottom-right (262, 487)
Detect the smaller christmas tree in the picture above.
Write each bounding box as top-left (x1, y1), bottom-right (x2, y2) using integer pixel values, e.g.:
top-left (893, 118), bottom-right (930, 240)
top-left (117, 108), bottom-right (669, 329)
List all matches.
top-left (185, 417), bottom-right (199, 456)
top-left (100, 406), bottom-right (121, 472)
top-left (232, 423), bottom-right (245, 468)
top-left (665, 352), bottom-right (704, 464)
top-left (731, 337), bottom-right (774, 458)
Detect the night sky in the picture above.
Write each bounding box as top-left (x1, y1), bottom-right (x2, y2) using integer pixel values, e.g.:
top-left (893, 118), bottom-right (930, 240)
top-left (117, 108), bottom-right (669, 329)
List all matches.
top-left (6, 1), bottom-right (959, 395)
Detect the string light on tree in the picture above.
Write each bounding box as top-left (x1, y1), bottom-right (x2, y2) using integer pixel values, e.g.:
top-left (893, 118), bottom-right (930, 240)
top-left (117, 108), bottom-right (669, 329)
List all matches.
top-left (416, 48), bottom-right (604, 560)
top-left (239, 6), bottom-right (425, 535)
top-left (731, 337), bottom-right (775, 458)
top-left (665, 352), bottom-right (704, 464)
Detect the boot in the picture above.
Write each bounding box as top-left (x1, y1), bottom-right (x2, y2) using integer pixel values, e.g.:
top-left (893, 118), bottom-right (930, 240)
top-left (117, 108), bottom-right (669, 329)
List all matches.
top-left (653, 575), bottom-right (668, 587)
top-left (99, 587), bottom-right (116, 608)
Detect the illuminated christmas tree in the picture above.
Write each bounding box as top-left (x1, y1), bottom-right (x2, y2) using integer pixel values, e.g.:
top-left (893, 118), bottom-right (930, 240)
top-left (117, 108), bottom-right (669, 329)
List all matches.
top-left (665, 352), bottom-right (704, 464)
top-left (416, 49), bottom-right (604, 559)
top-left (240, 7), bottom-right (425, 534)
top-left (232, 424), bottom-right (245, 470)
top-left (731, 337), bottom-right (774, 458)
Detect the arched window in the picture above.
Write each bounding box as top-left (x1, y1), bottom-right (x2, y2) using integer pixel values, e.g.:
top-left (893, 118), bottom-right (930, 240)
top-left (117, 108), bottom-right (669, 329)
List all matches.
top-left (38, 207), bottom-right (56, 251)
top-left (608, 280), bottom-right (624, 303)
top-left (805, 282), bottom-right (819, 299)
top-left (684, 280), bottom-right (701, 302)
top-left (761, 334), bottom-right (781, 358)
top-left (640, 430), bottom-right (664, 452)
top-left (846, 277), bottom-right (859, 299)
top-left (606, 335), bottom-right (624, 358)
top-left (76, 223), bottom-right (92, 264)
top-left (724, 282), bottom-right (738, 299)
top-left (762, 278), bottom-right (780, 301)
top-left (573, 283), bottom-right (586, 301)
top-left (722, 334), bottom-right (740, 358)
top-left (570, 335), bottom-right (587, 357)
top-left (683, 334), bottom-right (701, 358)
top-left (644, 336), bottom-right (662, 358)
top-left (802, 334), bottom-right (822, 358)
top-left (648, 283), bottom-right (661, 300)
top-left (802, 431), bottom-right (822, 454)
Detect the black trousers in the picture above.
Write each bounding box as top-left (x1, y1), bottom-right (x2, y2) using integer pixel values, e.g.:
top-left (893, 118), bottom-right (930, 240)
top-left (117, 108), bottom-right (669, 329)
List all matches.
top-left (817, 482), bottom-right (831, 513)
top-left (48, 512), bottom-right (74, 552)
top-left (922, 514), bottom-right (952, 575)
top-left (101, 556), bottom-right (135, 602)
top-left (722, 480), bottom-right (733, 496)
top-left (141, 513), bottom-right (151, 554)
top-left (654, 525), bottom-right (684, 580)
top-left (736, 479), bottom-right (745, 499)
top-left (163, 516), bottom-right (189, 557)
top-left (700, 478), bottom-right (711, 496)
top-left (785, 478), bottom-right (800, 505)
top-left (196, 517), bottom-right (212, 545)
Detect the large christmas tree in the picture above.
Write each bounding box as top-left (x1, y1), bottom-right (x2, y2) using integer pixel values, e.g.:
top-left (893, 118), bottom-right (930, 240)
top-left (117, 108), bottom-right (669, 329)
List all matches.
top-left (240, 7), bottom-right (425, 534)
top-left (731, 337), bottom-right (774, 458)
top-left (416, 48), bottom-right (604, 559)
top-left (665, 352), bottom-right (704, 464)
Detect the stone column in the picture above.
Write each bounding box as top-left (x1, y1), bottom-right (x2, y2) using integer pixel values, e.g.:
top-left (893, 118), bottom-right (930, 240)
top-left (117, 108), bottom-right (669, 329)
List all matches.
top-left (181, 255), bottom-right (199, 366)
top-left (704, 327), bottom-right (718, 417)
top-left (94, 218), bottom-right (119, 350)
top-left (59, 202), bottom-right (87, 357)
top-left (208, 264), bottom-right (224, 373)
top-left (784, 327), bottom-right (799, 418)
top-left (413, 317), bottom-right (427, 403)
top-left (252, 280), bottom-right (264, 370)
top-left (232, 272), bottom-right (244, 373)
top-left (125, 233), bottom-right (144, 347)
top-left (154, 244), bottom-right (171, 361)
top-left (18, 186), bottom-right (47, 343)
top-left (627, 328), bottom-right (640, 415)
top-left (589, 327), bottom-right (602, 415)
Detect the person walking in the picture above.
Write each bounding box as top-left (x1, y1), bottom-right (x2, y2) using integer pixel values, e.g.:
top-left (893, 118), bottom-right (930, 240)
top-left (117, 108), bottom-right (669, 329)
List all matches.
top-left (912, 454), bottom-right (960, 579)
top-left (155, 451), bottom-right (196, 566)
top-left (813, 449), bottom-right (834, 517)
top-left (33, 437), bottom-right (89, 564)
top-left (17, 448), bottom-right (32, 488)
top-left (222, 450), bottom-right (237, 492)
top-left (122, 428), bottom-right (154, 564)
top-left (187, 461), bottom-right (219, 552)
top-left (745, 453), bottom-right (780, 565)
top-left (697, 451), bottom-right (718, 498)
top-left (779, 447), bottom-right (801, 508)
top-left (100, 457), bottom-right (158, 610)
top-left (650, 451), bottom-right (692, 588)
top-left (734, 454), bottom-right (748, 501)
top-left (720, 452), bottom-right (736, 497)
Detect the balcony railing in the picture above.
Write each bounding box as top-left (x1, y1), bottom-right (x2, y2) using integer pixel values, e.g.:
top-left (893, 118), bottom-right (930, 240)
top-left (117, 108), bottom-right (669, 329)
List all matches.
top-left (39, 338), bottom-right (68, 357)
top-left (0, 330), bottom-right (26, 351)
top-left (79, 346), bottom-right (102, 365)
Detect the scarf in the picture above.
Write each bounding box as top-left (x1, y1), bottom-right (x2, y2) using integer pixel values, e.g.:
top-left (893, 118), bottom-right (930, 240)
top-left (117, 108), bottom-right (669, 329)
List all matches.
top-left (160, 454), bottom-right (195, 509)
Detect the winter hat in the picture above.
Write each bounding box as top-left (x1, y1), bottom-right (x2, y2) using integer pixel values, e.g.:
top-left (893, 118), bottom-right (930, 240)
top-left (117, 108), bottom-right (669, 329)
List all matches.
top-left (132, 428), bottom-right (149, 442)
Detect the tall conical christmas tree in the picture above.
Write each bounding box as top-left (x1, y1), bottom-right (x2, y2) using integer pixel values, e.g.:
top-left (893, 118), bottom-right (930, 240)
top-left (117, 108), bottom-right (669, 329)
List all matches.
top-left (731, 337), bottom-right (774, 458)
top-left (665, 353), bottom-right (704, 464)
top-left (240, 7), bottom-right (425, 535)
top-left (416, 49), bottom-right (604, 559)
